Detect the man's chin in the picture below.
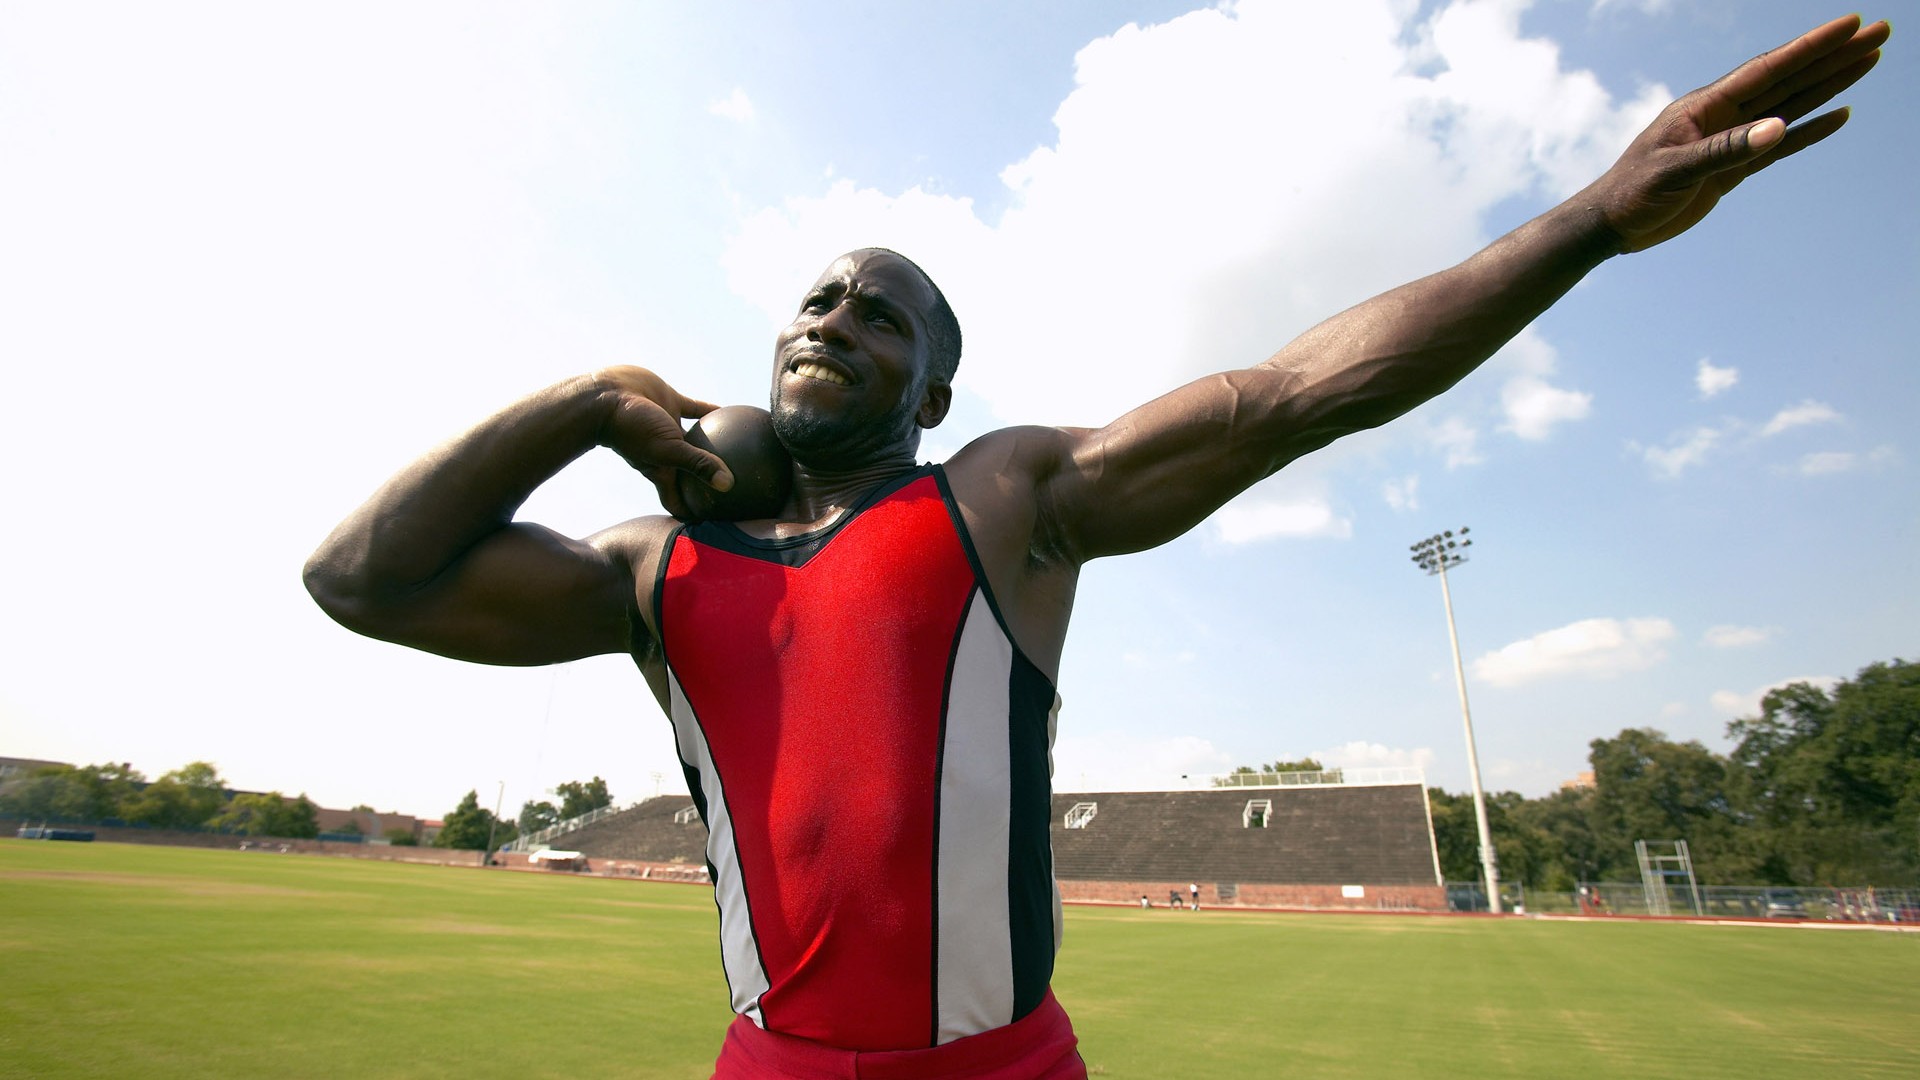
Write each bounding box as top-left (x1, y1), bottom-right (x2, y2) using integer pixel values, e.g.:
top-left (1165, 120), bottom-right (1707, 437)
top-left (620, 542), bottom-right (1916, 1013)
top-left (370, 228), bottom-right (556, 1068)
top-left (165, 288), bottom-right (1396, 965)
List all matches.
top-left (771, 406), bottom-right (908, 471)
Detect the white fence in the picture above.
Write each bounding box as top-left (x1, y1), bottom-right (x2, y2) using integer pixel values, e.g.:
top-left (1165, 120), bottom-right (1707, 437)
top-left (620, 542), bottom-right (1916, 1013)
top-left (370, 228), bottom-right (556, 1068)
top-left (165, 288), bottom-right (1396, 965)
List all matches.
top-left (1203, 767), bottom-right (1426, 789)
top-left (499, 801), bottom-right (637, 853)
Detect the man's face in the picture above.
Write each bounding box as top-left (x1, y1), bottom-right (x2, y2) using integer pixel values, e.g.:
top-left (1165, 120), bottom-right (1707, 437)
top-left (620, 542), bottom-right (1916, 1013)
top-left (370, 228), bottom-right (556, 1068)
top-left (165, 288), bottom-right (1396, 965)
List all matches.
top-left (769, 250), bottom-right (947, 469)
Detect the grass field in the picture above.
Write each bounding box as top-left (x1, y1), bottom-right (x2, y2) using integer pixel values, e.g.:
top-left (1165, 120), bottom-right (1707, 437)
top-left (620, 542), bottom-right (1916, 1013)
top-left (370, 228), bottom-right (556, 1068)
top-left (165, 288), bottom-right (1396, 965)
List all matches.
top-left (3, 841), bottom-right (1917, 1079)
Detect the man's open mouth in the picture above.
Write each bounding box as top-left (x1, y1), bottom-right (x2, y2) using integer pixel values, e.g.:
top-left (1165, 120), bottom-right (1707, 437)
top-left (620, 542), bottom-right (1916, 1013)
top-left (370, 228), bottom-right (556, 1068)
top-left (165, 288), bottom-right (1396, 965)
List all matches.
top-left (790, 359), bottom-right (853, 386)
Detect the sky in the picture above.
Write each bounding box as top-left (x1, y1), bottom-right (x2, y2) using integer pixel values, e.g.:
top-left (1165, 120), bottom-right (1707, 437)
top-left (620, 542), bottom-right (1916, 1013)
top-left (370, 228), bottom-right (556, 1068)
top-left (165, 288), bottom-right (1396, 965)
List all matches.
top-left (2, 0), bottom-right (1913, 822)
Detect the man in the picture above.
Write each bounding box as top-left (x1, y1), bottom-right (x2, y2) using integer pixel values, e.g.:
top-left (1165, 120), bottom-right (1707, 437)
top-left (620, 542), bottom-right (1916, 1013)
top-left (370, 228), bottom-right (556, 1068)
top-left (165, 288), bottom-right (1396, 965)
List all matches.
top-left (306, 17), bottom-right (1887, 1078)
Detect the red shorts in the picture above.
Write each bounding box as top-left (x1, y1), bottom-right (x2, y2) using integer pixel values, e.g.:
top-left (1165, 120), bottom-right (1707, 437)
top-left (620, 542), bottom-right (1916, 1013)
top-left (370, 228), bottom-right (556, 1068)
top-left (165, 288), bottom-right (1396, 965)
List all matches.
top-left (711, 991), bottom-right (1087, 1080)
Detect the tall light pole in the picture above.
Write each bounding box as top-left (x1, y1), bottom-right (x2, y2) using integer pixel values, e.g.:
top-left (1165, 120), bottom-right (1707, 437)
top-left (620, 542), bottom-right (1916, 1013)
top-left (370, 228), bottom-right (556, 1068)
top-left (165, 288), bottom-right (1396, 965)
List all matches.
top-left (1410, 527), bottom-right (1501, 914)
top-left (484, 779), bottom-right (505, 867)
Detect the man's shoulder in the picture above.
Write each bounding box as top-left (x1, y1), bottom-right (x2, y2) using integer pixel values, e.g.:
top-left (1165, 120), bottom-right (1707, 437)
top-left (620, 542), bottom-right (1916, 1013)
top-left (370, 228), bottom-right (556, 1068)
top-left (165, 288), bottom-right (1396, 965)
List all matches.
top-left (587, 514), bottom-right (683, 571)
top-left (943, 424), bottom-right (1085, 488)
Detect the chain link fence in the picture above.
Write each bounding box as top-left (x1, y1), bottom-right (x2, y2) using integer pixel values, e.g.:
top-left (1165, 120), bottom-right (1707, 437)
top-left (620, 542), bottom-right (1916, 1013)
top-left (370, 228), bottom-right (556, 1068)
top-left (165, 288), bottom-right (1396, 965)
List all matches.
top-left (1447, 880), bottom-right (1920, 922)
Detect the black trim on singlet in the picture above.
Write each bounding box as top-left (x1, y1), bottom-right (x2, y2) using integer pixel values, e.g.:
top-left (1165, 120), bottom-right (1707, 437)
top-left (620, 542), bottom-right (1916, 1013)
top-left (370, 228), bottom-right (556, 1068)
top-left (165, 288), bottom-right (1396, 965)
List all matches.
top-left (671, 702), bottom-right (772, 1028)
top-left (933, 462), bottom-right (1062, 1022)
top-left (1006, 650), bottom-right (1058, 1022)
top-left (652, 520), bottom-right (773, 1026)
top-left (929, 465), bottom-right (1036, 668)
top-left (646, 522), bottom-right (688, 657)
top-left (678, 466), bottom-right (931, 568)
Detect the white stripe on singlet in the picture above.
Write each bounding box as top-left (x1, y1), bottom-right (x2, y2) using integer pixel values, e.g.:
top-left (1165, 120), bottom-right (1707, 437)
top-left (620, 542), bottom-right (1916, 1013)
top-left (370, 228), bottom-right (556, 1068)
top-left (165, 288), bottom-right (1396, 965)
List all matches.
top-left (668, 671), bottom-right (770, 1028)
top-left (934, 590), bottom-right (1017, 1043)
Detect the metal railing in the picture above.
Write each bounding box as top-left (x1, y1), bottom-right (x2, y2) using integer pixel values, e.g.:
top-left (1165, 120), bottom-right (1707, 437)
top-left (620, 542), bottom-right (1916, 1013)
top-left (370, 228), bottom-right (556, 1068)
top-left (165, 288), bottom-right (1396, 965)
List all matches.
top-left (1206, 767), bottom-right (1426, 789)
top-left (500, 801), bottom-right (637, 853)
top-left (1447, 881), bottom-right (1920, 922)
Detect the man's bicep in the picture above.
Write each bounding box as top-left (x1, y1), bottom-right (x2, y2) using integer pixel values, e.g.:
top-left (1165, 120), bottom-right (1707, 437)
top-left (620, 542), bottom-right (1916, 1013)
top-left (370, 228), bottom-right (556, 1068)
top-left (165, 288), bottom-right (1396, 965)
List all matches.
top-left (347, 522), bottom-right (644, 666)
top-left (1046, 368), bottom-right (1327, 561)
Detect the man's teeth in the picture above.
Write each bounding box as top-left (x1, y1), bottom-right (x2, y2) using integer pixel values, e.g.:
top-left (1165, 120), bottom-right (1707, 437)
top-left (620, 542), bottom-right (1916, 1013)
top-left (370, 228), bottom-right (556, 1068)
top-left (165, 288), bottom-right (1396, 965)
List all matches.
top-left (794, 361), bottom-right (852, 386)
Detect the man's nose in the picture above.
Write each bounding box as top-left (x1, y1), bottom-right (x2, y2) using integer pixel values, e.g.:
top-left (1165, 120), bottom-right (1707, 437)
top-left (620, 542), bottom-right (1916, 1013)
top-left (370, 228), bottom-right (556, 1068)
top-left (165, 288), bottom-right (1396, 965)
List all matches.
top-left (807, 301), bottom-right (857, 348)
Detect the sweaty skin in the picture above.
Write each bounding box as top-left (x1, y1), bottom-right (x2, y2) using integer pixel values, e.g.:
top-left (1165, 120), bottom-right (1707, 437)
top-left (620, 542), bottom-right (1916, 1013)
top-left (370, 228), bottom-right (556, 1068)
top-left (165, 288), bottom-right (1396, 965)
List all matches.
top-left (305, 15), bottom-right (1889, 795)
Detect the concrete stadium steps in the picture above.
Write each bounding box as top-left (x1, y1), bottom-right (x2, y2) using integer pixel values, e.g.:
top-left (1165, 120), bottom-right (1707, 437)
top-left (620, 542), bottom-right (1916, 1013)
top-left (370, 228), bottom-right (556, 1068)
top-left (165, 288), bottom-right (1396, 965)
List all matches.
top-left (551, 795), bottom-right (708, 865)
top-left (553, 787), bottom-right (1437, 890)
top-left (1049, 787), bottom-right (1436, 885)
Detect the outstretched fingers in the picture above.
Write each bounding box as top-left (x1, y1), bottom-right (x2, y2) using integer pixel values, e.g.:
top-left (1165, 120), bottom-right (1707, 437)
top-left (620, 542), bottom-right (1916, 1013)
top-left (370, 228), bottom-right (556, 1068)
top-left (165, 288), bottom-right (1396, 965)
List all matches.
top-left (1756, 106), bottom-right (1853, 168)
top-left (1711, 15), bottom-right (1874, 109)
top-left (1743, 34), bottom-right (1887, 122)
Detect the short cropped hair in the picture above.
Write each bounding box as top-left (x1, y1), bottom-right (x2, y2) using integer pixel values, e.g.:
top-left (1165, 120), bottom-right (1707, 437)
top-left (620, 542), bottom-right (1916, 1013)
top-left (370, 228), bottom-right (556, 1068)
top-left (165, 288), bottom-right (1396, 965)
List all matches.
top-left (874, 249), bottom-right (962, 386)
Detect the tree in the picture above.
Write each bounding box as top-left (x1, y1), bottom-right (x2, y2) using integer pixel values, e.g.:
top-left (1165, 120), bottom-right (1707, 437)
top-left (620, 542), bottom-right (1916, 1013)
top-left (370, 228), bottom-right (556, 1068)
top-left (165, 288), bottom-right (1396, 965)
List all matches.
top-left (121, 762), bottom-right (227, 830)
top-left (210, 792), bottom-right (320, 838)
top-left (434, 790), bottom-right (516, 853)
top-left (383, 827), bottom-right (418, 846)
top-left (554, 777), bottom-right (612, 820)
top-left (1214, 759), bottom-right (1331, 786)
top-left (519, 800), bottom-right (560, 834)
top-left (1425, 787), bottom-right (1482, 882)
top-left (1727, 659), bottom-right (1920, 885)
top-left (1508, 785), bottom-right (1603, 890)
top-left (0, 762), bottom-right (146, 822)
top-left (1587, 729), bottom-right (1756, 883)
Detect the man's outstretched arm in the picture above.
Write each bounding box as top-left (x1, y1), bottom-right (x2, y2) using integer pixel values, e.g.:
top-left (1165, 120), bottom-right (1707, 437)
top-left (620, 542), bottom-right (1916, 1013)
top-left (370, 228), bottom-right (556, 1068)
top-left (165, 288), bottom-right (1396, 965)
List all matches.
top-left (1035, 14), bottom-right (1888, 564)
top-left (303, 368), bottom-right (731, 665)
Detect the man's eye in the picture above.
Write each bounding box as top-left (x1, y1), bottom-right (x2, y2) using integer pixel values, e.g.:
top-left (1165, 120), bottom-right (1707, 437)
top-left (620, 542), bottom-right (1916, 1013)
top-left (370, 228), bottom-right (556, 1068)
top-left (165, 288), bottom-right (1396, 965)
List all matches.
top-left (867, 311), bottom-right (894, 326)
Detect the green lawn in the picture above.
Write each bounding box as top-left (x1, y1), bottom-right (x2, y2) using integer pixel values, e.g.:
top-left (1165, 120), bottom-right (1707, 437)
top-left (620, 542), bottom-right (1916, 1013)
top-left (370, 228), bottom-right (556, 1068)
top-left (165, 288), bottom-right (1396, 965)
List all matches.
top-left (3, 841), bottom-right (1916, 1078)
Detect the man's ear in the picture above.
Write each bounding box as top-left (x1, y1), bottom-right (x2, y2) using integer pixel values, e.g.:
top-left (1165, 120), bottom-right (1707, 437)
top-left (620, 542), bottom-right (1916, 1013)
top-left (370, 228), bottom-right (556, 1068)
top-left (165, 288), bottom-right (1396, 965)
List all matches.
top-left (916, 380), bottom-right (952, 430)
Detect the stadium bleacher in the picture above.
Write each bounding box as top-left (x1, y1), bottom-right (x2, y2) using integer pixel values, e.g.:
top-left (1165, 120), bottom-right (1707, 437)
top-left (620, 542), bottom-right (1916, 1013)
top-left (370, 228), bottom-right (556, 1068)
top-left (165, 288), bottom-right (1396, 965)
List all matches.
top-left (559, 783), bottom-right (1444, 911)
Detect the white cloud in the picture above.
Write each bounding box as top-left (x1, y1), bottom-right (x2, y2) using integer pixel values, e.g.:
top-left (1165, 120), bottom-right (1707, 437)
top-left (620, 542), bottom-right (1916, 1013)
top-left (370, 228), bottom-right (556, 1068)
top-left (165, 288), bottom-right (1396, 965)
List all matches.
top-left (1494, 323), bottom-right (1591, 441)
top-left (1427, 417), bottom-right (1486, 469)
top-left (1310, 741), bottom-right (1437, 774)
top-left (1702, 624), bottom-right (1776, 649)
top-left (1383, 475), bottom-right (1420, 513)
top-left (1592, 0), bottom-right (1673, 16)
top-left (1710, 675), bottom-right (1840, 718)
top-left (1212, 497), bottom-right (1352, 544)
top-left (1797, 451), bottom-right (1855, 475)
top-left (708, 87), bottom-right (754, 122)
top-left (1052, 732), bottom-right (1235, 792)
top-left (1660, 701), bottom-right (1688, 718)
top-left (1793, 446), bottom-right (1895, 476)
top-left (1501, 376), bottom-right (1593, 439)
top-left (723, 0), bottom-right (1667, 446)
top-left (1634, 425), bottom-right (1722, 478)
top-left (1695, 358), bottom-right (1738, 399)
top-left (1761, 400), bottom-right (1841, 437)
top-left (1472, 616), bottom-right (1676, 687)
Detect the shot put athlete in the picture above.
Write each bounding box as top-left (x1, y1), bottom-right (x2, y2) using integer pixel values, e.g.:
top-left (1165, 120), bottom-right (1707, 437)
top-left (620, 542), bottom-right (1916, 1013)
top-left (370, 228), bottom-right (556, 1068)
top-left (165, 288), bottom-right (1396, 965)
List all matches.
top-left (306, 17), bottom-right (1887, 1078)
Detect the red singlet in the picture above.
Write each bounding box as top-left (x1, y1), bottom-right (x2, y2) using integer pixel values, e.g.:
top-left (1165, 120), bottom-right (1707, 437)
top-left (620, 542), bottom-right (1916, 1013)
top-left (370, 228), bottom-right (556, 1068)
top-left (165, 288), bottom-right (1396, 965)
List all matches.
top-left (654, 466), bottom-right (1075, 1067)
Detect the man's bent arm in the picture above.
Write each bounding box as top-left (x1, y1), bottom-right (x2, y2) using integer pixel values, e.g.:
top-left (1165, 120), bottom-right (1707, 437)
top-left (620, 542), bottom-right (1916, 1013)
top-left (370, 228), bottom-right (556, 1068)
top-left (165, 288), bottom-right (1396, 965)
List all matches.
top-left (303, 369), bottom-right (726, 665)
top-left (1038, 14), bottom-right (1888, 563)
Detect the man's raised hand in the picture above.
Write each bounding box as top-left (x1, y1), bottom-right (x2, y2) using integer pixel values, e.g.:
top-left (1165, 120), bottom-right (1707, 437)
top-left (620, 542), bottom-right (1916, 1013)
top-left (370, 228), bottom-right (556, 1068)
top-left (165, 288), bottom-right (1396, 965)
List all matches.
top-left (591, 365), bottom-right (734, 517)
top-left (1586, 14), bottom-right (1889, 253)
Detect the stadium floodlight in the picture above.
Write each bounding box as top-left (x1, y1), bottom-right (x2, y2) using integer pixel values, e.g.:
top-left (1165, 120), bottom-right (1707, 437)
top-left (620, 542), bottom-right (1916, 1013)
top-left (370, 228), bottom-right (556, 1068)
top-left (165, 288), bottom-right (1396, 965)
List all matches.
top-left (485, 780), bottom-right (505, 867)
top-left (1409, 526), bottom-right (1502, 914)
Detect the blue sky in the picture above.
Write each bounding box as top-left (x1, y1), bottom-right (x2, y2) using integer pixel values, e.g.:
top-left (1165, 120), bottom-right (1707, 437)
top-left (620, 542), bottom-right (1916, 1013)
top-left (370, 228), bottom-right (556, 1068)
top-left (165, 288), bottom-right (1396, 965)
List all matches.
top-left (1, 0), bottom-right (1911, 820)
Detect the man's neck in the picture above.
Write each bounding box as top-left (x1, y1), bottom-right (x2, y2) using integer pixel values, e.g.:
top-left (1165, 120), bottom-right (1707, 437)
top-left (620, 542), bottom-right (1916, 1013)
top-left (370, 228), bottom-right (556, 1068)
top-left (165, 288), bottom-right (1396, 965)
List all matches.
top-left (742, 451), bottom-right (921, 539)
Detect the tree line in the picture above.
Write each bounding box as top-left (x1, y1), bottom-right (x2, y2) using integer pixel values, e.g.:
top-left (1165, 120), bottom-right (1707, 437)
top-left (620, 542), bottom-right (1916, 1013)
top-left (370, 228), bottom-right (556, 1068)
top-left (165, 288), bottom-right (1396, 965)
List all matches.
top-left (433, 777), bottom-right (617, 854)
top-left (1413, 659), bottom-right (1915, 889)
top-left (0, 760), bottom-right (333, 840)
top-left (2, 759), bottom-right (619, 856)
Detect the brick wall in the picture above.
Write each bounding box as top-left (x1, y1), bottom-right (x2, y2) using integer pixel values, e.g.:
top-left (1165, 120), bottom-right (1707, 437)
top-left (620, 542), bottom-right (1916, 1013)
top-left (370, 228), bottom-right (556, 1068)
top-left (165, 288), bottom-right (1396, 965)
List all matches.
top-left (1060, 878), bottom-right (1446, 912)
top-left (6, 819), bottom-right (483, 867)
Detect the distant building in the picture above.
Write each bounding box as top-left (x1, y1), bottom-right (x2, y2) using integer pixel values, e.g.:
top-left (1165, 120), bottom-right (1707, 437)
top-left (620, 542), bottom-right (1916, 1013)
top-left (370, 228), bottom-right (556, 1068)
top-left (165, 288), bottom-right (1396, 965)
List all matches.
top-left (1561, 770), bottom-right (1595, 791)
top-left (0, 756), bottom-right (71, 783)
top-left (313, 805), bottom-right (425, 843)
